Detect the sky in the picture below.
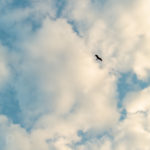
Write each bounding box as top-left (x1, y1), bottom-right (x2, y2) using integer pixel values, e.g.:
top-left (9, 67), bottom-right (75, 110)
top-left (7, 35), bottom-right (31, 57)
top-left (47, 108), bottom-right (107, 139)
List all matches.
top-left (0, 0), bottom-right (150, 149)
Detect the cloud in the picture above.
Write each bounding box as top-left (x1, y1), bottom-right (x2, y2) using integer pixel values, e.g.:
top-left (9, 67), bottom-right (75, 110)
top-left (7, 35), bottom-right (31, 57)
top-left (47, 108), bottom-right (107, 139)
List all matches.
top-left (14, 17), bottom-right (119, 130)
top-left (113, 112), bottom-right (150, 150)
top-left (0, 0), bottom-right (150, 150)
top-left (0, 115), bottom-right (30, 150)
top-left (124, 87), bottom-right (150, 113)
top-left (0, 45), bottom-right (9, 86)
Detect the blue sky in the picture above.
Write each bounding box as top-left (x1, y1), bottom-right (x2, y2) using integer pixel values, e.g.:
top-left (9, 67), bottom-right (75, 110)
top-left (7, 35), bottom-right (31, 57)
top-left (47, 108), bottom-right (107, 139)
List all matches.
top-left (0, 0), bottom-right (150, 149)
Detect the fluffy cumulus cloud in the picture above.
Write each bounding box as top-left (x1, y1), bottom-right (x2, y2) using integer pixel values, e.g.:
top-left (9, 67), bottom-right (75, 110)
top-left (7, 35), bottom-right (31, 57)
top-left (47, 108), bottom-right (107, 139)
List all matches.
top-left (0, 0), bottom-right (150, 150)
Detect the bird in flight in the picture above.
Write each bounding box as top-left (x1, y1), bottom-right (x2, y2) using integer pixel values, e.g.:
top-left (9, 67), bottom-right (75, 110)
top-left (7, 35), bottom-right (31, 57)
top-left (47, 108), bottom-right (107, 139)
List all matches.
top-left (95, 54), bottom-right (103, 61)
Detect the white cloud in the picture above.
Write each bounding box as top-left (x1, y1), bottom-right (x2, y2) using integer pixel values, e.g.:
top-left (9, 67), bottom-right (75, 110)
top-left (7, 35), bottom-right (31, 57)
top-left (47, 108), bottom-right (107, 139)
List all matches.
top-left (76, 137), bottom-right (112, 150)
top-left (5, 15), bottom-right (118, 149)
top-left (124, 87), bottom-right (150, 113)
top-left (1, 0), bottom-right (150, 149)
top-left (14, 16), bottom-right (119, 131)
top-left (0, 115), bottom-right (31, 150)
top-left (113, 112), bottom-right (150, 150)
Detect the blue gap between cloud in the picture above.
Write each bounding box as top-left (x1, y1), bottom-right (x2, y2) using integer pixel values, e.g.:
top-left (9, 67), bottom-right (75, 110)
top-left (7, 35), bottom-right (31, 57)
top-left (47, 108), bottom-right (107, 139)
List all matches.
top-left (0, 84), bottom-right (21, 124)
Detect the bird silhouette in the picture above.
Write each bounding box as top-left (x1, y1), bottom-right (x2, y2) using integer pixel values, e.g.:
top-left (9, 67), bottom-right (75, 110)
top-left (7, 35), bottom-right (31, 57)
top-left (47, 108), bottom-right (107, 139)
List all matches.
top-left (95, 54), bottom-right (103, 61)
